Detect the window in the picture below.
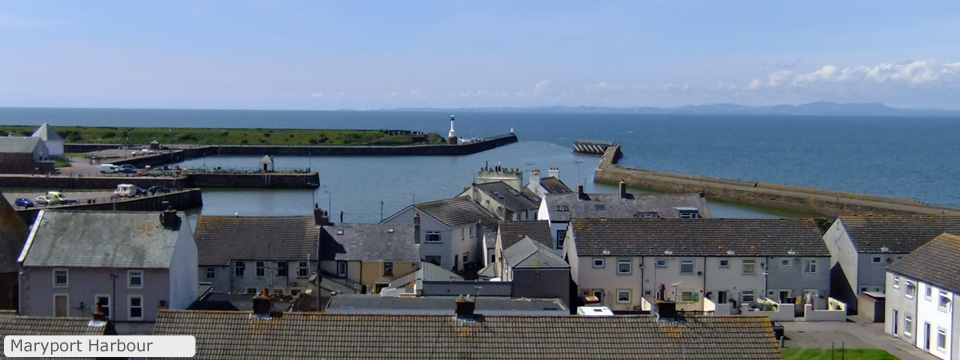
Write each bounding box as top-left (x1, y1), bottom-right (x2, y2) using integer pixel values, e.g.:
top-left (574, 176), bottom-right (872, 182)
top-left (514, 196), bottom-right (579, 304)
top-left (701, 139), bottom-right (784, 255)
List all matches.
top-left (804, 259), bottom-right (818, 274)
top-left (206, 267), bottom-right (215, 279)
top-left (655, 259), bottom-right (667, 268)
top-left (425, 231), bottom-right (441, 243)
top-left (463, 252), bottom-right (470, 264)
top-left (681, 291), bottom-right (699, 303)
top-left (593, 258), bottom-right (605, 268)
top-left (273, 289), bottom-right (283, 296)
top-left (719, 259), bottom-right (729, 268)
top-left (592, 290), bottom-right (603, 303)
top-left (246, 287), bottom-right (257, 294)
top-left (904, 315), bottom-right (913, 337)
top-left (742, 260), bottom-right (756, 274)
top-left (939, 291), bottom-right (951, 312)
top-left (53, 269), bottom-right (68, 288)
top-left (594, 204), bottom-right (606, 211)
top-left (128, 270), bottom-right (143, 288)
top-left (677, 209), bottom-right (701, 219)
top-left (277, 262), bottom-right (288, 277)
top-left (469, 227), bottom-right (473, 237)
top-left (461, 228), bottom-right (465, 240)
top-left (893, 276), bottom-right (900, 289)
top-left (298, 261), bottom-right (308, 277)
top-left (872, 256), bottom-right (882, 264)
top-left (680, 259), bottom-right (694, 275)
top-left (779, 259), bottom-right (791, 268)
top-left (925, 285), bottom-right (932, 299)
top-left (336, 261), bottom-right (347, 278)
top-left (742, 291), bottom-right (756, 303)
top-left (129, 296), bottom-right (143, 320)
top-left (96, 295), bottom-right (111, 319)
top-left (617, 290), bottom-right (631, 303)
top-left (235, 261), bottom-right (245, 277)
top-left (384, 262), bottom-right (394, 276)
top-left (256, 261), bottom-right (265, 277)
top-left (937, 328), bottom-right (947, 351)
top-left (557, 233), bottom-right (565, 250)
top-left (905, 281), bottom-right (916, 299)
top-left (638, 212), bottom-right (658, 219)
top-left (617, 259), bottom-right (631, 275)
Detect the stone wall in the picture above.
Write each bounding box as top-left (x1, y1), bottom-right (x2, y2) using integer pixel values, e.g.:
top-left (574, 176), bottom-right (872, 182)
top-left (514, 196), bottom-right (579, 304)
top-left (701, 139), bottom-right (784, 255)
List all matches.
top-left (0, 154), bottom-right (54, 174)
top-left (15, 189), bottom-right (203, 225)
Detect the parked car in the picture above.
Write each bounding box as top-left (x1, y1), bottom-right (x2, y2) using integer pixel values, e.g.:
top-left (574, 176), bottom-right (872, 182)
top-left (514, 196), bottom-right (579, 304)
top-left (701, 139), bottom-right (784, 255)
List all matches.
top-left (44, 191), bottom-right (77, 205)
top-left (35, 196), bottom-right (50, 205)
top-left (15, 198), bottom-right (35, 208)
top-left (135, 186), bottom-right (148, 196)
top-left (147, 186), bottom-right (171, 195)
top-left (118, 164), bottom-right (137, 174)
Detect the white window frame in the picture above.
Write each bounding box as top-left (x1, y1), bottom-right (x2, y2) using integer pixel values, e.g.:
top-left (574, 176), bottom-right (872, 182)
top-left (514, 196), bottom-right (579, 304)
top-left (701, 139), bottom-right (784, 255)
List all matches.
top-left (95, 294), bottom-right (111, 320)
top-left (336, 261), bottom-right (347, 278)
top-left (383, 262), bottom-right (394, 276)
top-left (655, 259), bottom-right (667, 268)
top-left (52, 294), bottom-right (69, 318)
top-left (779, 259), bottom-right (791, 269)
top-left (277, 262), bottom-right (288, 277)
top-left (235, 261), bottom-right (245, 278)
top-left (872, 256), bottom-right (882, 264)
top-left (425, 231), bottom-right (442, 243)
top-left (939, 291), bottom-right (951, 312)
top-left (937, 327), bottom-right (947, 352)
top-left (298, 261), bottom-right (309, 277)
top-left (680, 290), bottom-right (699, 303)
top-left (742, 291), bottom-right (756, 303)
top-left (742, 260), bottom-right (756, 275)
top-left (904, 315), bottom-right (913, 338)
top-left (128, 295), bottom-right (144, 321)
top-left (128, 270), bottom-right (143, 289)
top-left (206, 267), bottom-right (215, 279)
top-left (593, 258), bottom-right (605, 268)
top-left (905, 280), bottom-right (916, 299)
top-left (616, 289), bottom-right (631, 303)
top-left (617, 259), bottom-right (632, 274)
top-left (245, 287), bottom-right (257, 294)
top-left (463, 252), bottom-right (470, 264)
top-left (256, 261), bottom-right (265, 278)
top-left (893, 276), bottom-right (900, 289)
top-left (53, 269), bottom-right (69, 288)
top-left (680, 259), bottom-right (694, 275)
top-left (719, 259), bottom-right (729, 268)
top-left (803, 259), bottom-right (818, 274)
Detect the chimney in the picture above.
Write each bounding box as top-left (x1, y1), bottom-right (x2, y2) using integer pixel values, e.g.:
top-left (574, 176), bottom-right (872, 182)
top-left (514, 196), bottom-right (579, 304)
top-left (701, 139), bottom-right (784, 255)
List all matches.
top-left (93, 304), bottom-right (107, 321)
top-left (529, 169), bottom-right (541, 186)
top-left (414, 212), bottom-right (421, 244)
top-left (548, 166), bottom-right (559, 178)
top-left (253, 288), bottom-right (272, 316)
top-left (160, 207), bottom-right (179, 229)
top-left (655, 301), bottom-right (678, 321)
top-left (454, 295), bottom-right (476, 320)
top-left (619, 180), bottom-right (627, 199)
top-left (313, 204), bottom-right (324, 226)
top-left (577, 183), bottom-right (585, 200)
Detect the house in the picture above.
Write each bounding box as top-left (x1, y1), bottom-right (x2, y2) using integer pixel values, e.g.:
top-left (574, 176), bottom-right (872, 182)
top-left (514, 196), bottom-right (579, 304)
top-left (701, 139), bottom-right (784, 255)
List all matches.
top-left (153, 302), bottom-right (782, 359)
top-left (0, 196), bottom-right (30, 309)
top-left (565, 218), bottom-right (829, 312)
top-left (823, 215), bottom-right (960, 313)
top-left (525, 167), bottom-right (573, 198)
top-left (1, 313), bottom-right (112, 354)
top-left (457, 181), bottom-right (540, 221)
top-left (17, 210), bottom-right (197, 334)
top-left (31, 123), bottom-right (64, 158)
top-left (885, 233), bottom-right (960, 360)
top-left (319, 223), bottom-right (419, 295)
top-left (499, 237), bottom-right (571, 307)
top-left (0, 136), bottom-right (53, 174)
top-left (539, 181), bottom-right (711, 249)
top-left (382, 197), bottom-right (498, 272)
top-left (193, 215), bottom-right (319, 296)
top-left (324, 294), bottom-right (568, 316)
top-left (492, 220), bottom-right (554, 265)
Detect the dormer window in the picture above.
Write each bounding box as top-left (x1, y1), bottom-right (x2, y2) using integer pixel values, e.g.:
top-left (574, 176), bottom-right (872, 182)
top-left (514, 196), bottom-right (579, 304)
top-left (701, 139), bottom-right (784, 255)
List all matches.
top-left (675, 207), bottom-right (701, 219)
top-left (594, 204), bottom-right (606, 211)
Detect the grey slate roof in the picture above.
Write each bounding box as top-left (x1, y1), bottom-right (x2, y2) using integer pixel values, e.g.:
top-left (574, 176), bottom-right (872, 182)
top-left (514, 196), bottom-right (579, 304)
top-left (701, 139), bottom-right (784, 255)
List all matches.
top-left (887, 233), bottom-right (960, 294)
top-left (31, 123), bottom-right (63, 142)
top-left (414, 197), bottom-right (498, 229)
top-left (539, 176), bottom-right (573, 194)
top-left (324, 295), bottom-right (568, 315)
top-left (498, 220), bottom-right (553, 249)
top-left (153, 311), bottom-right (781, 360)
top-left (503, 237), bottom-right (569, 269)
top-left (546, 193), bottom-right (711, 222)
top-left (320, 223), bottom-right (418, 262)
top-left (474, 181), bottom-right (540, 214)
top-left (21, 211), bottom-right (185, 268)
top-left (0, 136), bottom-right (43, 154)
top-left (420, 261), bottom-right (463, 282)
top-left (194, 215), bottom-right (319, 266)
top-left (572, 218), bottom-right (828, 257)
top-left (839, 215), bottom-right (960, 254)
top-left (0, 196), bottom-right (29, 273)
top-left (0, 314), bottom-right (108, 359)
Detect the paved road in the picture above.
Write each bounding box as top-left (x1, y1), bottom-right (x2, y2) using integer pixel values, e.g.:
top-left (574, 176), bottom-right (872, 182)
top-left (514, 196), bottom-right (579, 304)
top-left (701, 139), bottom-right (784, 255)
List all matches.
top-left (783, 318), bottom-right (937, 360)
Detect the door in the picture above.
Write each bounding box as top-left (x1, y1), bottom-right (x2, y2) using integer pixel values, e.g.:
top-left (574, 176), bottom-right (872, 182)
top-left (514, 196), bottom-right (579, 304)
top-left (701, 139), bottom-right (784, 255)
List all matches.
top-left (336, 261), bottom-right (347, 278)
top-left (779, 290), bottom-right (791, 303)
top-left (54, 295), bottom-right (68, 317)
top-left (924, 323), bottom-right (931, 350)
top-left (717, 291), bottom-right (727, 304)
top-left (892, 310), bottom-right (898, 335)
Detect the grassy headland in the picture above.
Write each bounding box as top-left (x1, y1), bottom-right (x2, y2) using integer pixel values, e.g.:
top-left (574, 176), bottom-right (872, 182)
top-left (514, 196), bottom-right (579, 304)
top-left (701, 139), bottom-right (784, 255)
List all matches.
top-left (0, 126), bottom-right (445, 146)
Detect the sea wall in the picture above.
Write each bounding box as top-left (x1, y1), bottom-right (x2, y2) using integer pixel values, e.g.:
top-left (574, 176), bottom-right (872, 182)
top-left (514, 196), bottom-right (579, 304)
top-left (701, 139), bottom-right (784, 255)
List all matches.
top-left (15, 188), bottom-right (203, 225)
top-left (0, 172), bottom-right (318, 190)
top-left (594, 145), bottom-right (960, 217)
top-left (186, 172), bottom-right (319, 189)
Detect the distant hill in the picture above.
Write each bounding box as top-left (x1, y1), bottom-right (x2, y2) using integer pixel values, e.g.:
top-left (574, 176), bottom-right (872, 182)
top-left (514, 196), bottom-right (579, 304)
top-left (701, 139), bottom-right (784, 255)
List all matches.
top-left (390, 102), bottom-right (960, 117)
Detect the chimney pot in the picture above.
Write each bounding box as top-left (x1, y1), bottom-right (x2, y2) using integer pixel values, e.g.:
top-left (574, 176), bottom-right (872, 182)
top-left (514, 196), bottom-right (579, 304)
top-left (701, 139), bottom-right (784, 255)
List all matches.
top-left (253, 288), bottom-right (272, 316)
top-left (619, 180), bottom-right (627, 199)
top-left (577, 183), bottom-right (585, 200)
top-left (455, 295), bottom-right (476, 320)
top-left (655, 301), bottom-right (678, 321)
top-left (160, 208), bottom-right (179, 229)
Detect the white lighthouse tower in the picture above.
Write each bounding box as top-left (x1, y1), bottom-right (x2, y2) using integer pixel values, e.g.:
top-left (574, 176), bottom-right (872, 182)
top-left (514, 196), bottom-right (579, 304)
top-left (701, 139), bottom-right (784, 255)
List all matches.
top-left (447, 115), bottom-right (458, 145)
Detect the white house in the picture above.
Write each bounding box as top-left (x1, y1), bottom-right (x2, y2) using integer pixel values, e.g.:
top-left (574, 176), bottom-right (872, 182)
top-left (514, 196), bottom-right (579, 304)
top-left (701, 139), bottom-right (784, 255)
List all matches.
top-left (18, 210), bottom-right (197, 334)
top-left (886, 233), bottom-right (960, 360)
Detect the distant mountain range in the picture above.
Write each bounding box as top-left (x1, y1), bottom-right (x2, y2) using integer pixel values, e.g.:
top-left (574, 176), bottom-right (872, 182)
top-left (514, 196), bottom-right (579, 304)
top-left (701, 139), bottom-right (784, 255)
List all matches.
top-left (391, 102), bottom-right (960, 117)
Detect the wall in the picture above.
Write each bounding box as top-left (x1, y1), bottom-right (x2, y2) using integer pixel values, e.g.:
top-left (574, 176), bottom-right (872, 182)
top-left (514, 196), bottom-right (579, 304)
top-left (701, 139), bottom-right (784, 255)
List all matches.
top-left (741, 302), bottom-right (796, 321)
top-left (184, 172), bottom-right (318, 189)
top-left (169, 222), bottom-right (198, 310)
top-left (573, 255), bottom-right (642, 311)
top-left (198, 266), bottom-right (231, 293)
top-left (886, 272), bottom-right (918, 344)
top-left (0, 154), bottom-right (54, 174)
top-left (803, 303), bottom-right (847, 322)
top-left (382, 207), bottom-right (453, 271)
top-left (702, 257), bottom-right (765, 310)
top-left (233, 260), bottom-right (318, 295)
top-left (20, 267), bottom-right (170, 323)
top-left (420, 281), bottom-right (512, 297)
top-left (594, 146), bottom-right (960, 217)
top-left (823, 220), bottom-right (861, 313)
top-left (766, 256), bottom-right (830, 308)
top-left (512, 268), bottom-right (570, 307)
top-left (642, 256), bottom-right (707, 312)
top-left (917, 281), bottom-right (953, 360)
top-left (359, 261), bottom-right (419, 288)
top-left (0, 174), bottom-right (184, 189)
top-left (703, 298), bottom-right (733, 315)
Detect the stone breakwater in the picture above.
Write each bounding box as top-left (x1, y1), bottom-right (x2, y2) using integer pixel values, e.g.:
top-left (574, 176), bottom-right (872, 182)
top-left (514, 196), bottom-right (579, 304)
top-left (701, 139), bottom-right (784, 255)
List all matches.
top-left (594, 145), bottom-right (960, 217)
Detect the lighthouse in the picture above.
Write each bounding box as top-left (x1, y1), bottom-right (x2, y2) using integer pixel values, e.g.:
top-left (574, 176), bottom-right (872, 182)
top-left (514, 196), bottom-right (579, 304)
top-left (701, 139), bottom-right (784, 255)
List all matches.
top-left (447, 115), bottom-right (458, 145)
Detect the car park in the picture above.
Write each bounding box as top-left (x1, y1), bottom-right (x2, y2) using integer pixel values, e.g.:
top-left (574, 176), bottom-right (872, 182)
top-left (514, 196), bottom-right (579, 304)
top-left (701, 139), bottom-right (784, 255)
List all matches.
top-left (100, 164), bottom-right (119, 173)
top-left (15, 198), bottom-right (35, 208)
top-left (118, 164), bottom-right (137, 174)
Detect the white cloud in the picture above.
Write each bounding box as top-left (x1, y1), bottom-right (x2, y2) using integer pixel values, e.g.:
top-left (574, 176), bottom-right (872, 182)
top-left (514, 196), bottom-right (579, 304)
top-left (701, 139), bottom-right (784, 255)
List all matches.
top-left (410, 90), bottom-right (422, 98)
top-left (531, 79), bottom-right (554, 97)
top-left (787, 60), bottom-right (960, 86)
top-left (747, 79), bottom-right (761, 90)
top-left (310, 92), bottom-right (324, 98)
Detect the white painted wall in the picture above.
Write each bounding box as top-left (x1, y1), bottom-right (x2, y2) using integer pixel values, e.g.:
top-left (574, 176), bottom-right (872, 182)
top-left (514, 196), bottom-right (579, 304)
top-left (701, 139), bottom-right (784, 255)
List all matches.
top-left (917, 281), bottom-right (954, 360)
top-left (168, 223), bottom-right (198, 311)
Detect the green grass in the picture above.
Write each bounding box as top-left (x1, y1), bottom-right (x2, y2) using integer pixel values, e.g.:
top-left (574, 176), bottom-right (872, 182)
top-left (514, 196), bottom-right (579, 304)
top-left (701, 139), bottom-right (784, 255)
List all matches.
top-left (0, 126), bottom-right (445, 146)
top-left (781, 348), bottom-right (900, 360)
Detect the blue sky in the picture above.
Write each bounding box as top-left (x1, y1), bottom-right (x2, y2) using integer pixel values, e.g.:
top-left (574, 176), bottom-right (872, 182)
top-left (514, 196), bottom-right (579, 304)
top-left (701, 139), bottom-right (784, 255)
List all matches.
top-left (2, 1), bottom-right (959, 110)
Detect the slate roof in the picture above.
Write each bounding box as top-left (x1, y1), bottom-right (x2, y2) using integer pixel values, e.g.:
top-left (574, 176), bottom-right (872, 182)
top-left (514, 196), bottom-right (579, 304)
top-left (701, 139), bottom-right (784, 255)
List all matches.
top-left (0, 196), bottom-right (29, 273)
top-left (474, 181), bottom-right (540, 215)
top-left (320, 223), bottom-right (418, 262)
top-left (838, 215), bottom-right (960, 254)
top-left (153, 311), bottom-right (781, 359)
top-left (539, 176), bottom-right (573, 194)
top-left (194, 215), bottom-right (319, 266)
top-left (503, 237), bottom-right (569, 269)
top-left (0, 136), bottom-right (43, 154)
top-left (413, 197), bottom-right (498, 229)
top-left (887, 233), bottom-right (960, 294)
top-left (420, 262), bottom-right (463, 282)
top-left (0, 315), bottom-right (108, 358)
top-left (498, 221), bottom-right (553, 249)
top-left (31, 123), bottom-right (63, 142)
top-left (571, 218), bottom-right (827, 257)
top-left (546, 193), bottom-right (711, 222)
top-left (324, 295), bottom-right (568, 315)
top-left (188, 293), bottom-right (292, 312)
top-left (20, 211), bottom-right (185, 268)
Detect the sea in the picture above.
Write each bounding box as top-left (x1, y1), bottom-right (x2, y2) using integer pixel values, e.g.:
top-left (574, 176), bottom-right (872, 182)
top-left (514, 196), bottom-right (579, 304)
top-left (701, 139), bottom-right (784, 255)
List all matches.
top-left (1, 107), bottom-right (957, 224)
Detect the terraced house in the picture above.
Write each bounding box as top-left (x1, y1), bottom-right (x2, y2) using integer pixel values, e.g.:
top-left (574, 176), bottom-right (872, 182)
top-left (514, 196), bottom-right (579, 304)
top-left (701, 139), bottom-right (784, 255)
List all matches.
top-left (565, 218), bottom-right (829, 312)
top-left (319, 223), bottom-right (419, 295)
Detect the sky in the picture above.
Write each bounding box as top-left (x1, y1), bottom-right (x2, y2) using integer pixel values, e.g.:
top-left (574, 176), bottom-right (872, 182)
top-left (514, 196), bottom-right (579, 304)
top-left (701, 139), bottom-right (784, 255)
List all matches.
top-left (2, 1), bottom-right (960, 110)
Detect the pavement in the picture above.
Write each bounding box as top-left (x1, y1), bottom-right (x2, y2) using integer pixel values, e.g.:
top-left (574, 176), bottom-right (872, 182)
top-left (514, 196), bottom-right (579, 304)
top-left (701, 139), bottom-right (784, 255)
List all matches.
top-left (782, 317), bottom-right (937, 360)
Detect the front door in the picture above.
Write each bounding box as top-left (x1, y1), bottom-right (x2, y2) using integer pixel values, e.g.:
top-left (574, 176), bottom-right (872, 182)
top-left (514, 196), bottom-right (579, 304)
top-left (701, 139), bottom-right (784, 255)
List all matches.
top-left (54, 295), bottom-right (68, 317)
top-left (925, 323), bottom-right (931, 350)
top-left (717, 291), bottom-right (727, 304)
top-left (779, 290), bottom-right (791, 303)
top-left (892, 310), bottom-right (898, 335)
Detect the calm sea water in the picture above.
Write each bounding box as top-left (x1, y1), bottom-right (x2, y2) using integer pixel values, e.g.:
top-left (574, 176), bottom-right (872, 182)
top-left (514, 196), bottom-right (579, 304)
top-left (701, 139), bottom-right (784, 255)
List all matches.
top-left (2, 108), bottom-right (957, 222)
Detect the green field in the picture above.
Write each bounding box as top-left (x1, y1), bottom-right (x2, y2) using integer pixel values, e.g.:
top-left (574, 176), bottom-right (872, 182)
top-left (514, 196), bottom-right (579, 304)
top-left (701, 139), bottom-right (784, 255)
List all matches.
top-left (0, 126), bottom-right (445, 146)
top-left (782, 348), bottom-right (900, 360)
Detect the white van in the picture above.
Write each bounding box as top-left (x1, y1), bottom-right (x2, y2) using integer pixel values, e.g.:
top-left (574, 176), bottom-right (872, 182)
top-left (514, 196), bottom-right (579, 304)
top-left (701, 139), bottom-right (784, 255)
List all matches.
top-left (113, 184), bottom-right (134, 197)
top-left (100, 164), bottom-right (118, 173)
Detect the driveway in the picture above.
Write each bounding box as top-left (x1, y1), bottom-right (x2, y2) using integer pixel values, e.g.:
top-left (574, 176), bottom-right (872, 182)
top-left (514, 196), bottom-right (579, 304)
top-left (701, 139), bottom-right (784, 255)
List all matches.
top-left (782, 318), bottom-right (937, 360)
